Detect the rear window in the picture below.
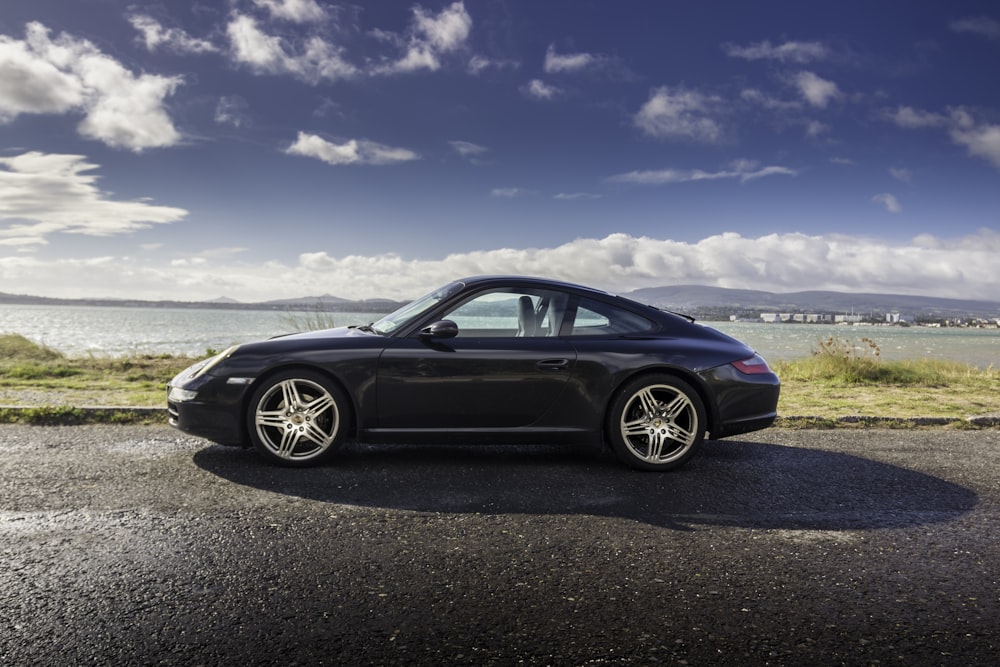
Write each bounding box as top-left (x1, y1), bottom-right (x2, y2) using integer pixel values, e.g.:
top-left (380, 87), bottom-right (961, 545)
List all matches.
top-left (569, 297), bottom-right (655, 336)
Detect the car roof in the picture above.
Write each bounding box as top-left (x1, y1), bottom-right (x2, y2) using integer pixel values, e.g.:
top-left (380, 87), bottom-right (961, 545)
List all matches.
top-left (456, 274), bottom-right (615, 297)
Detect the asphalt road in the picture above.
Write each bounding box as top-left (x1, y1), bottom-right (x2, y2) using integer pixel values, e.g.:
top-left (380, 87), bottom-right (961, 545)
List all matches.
top-left (2, 425), bottom-right (998, 666)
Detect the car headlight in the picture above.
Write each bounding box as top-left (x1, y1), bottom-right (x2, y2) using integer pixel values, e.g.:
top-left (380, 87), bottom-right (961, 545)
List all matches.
top-left (168, 386), bottom-right (198, 402)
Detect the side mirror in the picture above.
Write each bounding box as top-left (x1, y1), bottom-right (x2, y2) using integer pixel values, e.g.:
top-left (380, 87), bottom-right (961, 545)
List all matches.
top-left (419, 319), bottom-right (459, 339)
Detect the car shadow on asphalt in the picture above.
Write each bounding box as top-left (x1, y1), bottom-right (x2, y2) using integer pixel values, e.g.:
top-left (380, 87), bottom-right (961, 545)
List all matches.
top-left (193, 438), bottom-right (978, 532)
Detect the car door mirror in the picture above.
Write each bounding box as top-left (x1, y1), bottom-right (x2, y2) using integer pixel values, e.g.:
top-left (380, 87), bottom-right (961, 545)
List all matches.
top-left (419, 319), bottom-right (459, 339)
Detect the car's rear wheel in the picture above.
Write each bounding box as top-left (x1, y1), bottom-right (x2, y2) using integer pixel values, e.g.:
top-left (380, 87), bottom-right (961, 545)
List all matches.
top-left (247, 370), bottom-right (348, 466)
top-left (607, 374), bottom-right (706, 471)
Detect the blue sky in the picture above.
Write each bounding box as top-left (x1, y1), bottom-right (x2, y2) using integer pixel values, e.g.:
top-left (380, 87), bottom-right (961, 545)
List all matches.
top-left (1, 0), bottom-right (999, 302)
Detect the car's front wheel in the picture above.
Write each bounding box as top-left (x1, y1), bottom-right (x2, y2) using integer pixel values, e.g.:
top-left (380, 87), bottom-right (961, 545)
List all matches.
top-left (247, 369), bottom-right (349, 466)
top-left (607, 374), bottom-right (706, 471)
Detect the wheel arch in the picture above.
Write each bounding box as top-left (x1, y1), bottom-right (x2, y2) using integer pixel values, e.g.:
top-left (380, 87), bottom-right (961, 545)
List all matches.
top-left (603, 366), bottom-right (720, 440)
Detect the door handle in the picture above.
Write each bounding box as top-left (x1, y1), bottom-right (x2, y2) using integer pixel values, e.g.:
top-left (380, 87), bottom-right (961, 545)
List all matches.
top-left (536, 358), bottom-right (570, 372)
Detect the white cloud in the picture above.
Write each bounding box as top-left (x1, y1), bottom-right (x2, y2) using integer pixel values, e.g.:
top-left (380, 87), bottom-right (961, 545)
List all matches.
top-left (948, 110), bottom-right (1000, 169)
top-left (490, 187), bottom-right (526, 198)
top-left (0, 23), bottom-right (183, 151)
top-left (252, 0), bottom-right (327, 23)
top-left (634, 86), bottom-right (724, 143)
top-left (449, 140), bottom-right (488, 161)
top-left (128, 14), bottom-right (219, 54)
top-left (544, 45), bottom-right (596, 73)
top-left (285, 132), bottom-right (419, 166)
top-left (377, 1), bottom-right (472, 74)
top-left (793, 71), bottom-right (840, 108)
top-left (887, 106), bottom-right (1000, 170)
top-left (889, 167), bottom-right (912, 183)
top-left (885, 106), bottom-right (948, 128)
top-left (522, 79), bottom-right (562, 100)
top-left (872, 193), bottom-right (902, 213)
top-left (554, 192), bottom-right (601, 200)
top-left (0, 151), bottom-right (187, 246)
top-left (609, 160), bottom-right (796, 185)
top-left (723, 40), bottom-right (830, 63)
top-left (740, 88), bottom-right (801, 111)
top-left (215, 96), bottom-right (252, 128)
top-left (4, 231), bottom-right (999, 302)
top-left (950, 16), bottom-right (1000, 39)
top-left (226, 14), bottom-right (358, 83)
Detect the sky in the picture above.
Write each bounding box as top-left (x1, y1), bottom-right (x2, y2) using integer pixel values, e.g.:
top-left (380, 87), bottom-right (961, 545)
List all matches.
top-left (1, 0), bottom-right (999, 303)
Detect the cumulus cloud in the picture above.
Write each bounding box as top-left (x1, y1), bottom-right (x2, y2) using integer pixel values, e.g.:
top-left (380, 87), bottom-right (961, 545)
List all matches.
top-left (889, 167), bottom-right (912, 183)
top-left (522, 79), bottom-right (562, 100)
top-left (285, 132), bottom-right (419, 165)
top-left (376, 1), bottom-right (472, 74)
top-left (0, 151), bottom-right (187, 246)
top-left (887, 105), bottom-right (1000, 169)
top-left (723, 40), bottom-right (830, 63)
top-left (490, 187), bottom-right (527, 198)
top-left (4, 231), bottom-right (999, 302)
top-left (128, 14), bottom-right (219, 54)
top-left (226, 13), bottom-right (358, 83)
top-left (950, 16), bottom-right (1000, 39)
top-left (449, 140), bottom-right (488, 162)
top-left (872, 193), bottom-right (902, 213)
top-left (634, 86), bottom-right (725, 143)
top-left (0, 22), bottom-right (182, 151)
top-left (793, 71), bottom-right (840, 108)
top-left (252, 0), bottom-right (328, 23)
top-left (609, 160), bottom-right (796, 185)
top-left (544, 45), bottom-right (596, 73)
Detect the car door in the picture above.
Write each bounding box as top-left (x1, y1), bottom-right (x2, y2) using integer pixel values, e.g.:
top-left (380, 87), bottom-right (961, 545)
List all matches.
top-left (376, 287), bottom-right (576, 429)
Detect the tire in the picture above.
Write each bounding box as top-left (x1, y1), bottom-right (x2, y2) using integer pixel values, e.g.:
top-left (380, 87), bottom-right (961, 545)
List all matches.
top-left (606, 374), bottom-right (706, 471)
top-left (247, 369), bottom-right (349, 466)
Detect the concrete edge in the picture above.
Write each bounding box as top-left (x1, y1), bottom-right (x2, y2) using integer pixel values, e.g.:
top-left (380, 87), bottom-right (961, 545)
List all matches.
top-left (0, 406), bottom-right (998, 428)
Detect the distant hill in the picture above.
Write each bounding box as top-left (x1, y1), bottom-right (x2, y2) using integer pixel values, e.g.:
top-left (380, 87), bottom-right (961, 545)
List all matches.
top-left (626, 285), bottom-right (1000, 318)
top-left (2, 285), bottom-right (997, 319)
top-left (0, 291), bottom-right (405, 313)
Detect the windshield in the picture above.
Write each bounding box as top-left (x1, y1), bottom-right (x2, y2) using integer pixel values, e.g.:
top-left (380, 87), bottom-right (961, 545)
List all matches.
top-left (371, 281), bottom-right (464, 335)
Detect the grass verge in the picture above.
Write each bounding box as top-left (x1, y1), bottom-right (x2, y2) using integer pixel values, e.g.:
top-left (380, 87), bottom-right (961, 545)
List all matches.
top-left (1, 332), bottom-right (998, 427)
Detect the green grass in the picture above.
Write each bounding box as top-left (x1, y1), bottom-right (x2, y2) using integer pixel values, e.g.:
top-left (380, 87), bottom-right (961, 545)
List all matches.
top-left (2, 332), bottom-right (998, 426)
top-left (771, 336), bottom-right (1000, 420)
top-left (0, 333), bottom-right (196, 408)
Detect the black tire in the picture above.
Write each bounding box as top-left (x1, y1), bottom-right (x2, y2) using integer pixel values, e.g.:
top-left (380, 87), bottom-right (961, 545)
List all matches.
top-left (246, 369), bottom-right (349, 467)
top-left (606, 374), bottom-right (706, 471)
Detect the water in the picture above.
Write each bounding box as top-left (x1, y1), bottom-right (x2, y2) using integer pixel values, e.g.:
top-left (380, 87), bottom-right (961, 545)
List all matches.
top-left (0, 304), bottom-right (378, 358)
top-left (1, 304), bottom-right (998, 367)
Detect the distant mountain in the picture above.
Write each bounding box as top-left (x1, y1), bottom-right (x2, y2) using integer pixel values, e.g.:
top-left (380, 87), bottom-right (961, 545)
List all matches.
top-left (3, 285), bottom-right (997, 319)
top-left (0, 291), bottom-right (405, 313)
top-left (626, 285), bottom-right (1000, 318)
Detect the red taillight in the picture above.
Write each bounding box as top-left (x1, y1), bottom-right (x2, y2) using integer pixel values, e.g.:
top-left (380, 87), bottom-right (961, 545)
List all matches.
top-left (731, 354), bottom-right (772, 375)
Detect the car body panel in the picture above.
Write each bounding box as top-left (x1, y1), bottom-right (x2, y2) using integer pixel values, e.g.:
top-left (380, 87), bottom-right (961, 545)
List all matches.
top-left (167, 275), bottom-right (780, 460)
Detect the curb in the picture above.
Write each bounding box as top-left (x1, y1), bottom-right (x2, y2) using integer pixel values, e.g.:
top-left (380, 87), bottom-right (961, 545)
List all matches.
top-left (1, 406), bottom-right (998, 428)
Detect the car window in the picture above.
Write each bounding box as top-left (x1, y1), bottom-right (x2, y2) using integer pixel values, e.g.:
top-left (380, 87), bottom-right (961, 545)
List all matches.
top-left (444, 288), bottom-right (568, 338)
top-left (569, 297), bottom-right (655, 336)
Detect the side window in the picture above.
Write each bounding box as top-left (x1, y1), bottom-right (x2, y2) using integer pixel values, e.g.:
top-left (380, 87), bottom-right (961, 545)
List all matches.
top-left (569, 297), bottom-right (655, 336)
top-left (443, 288), bottom-right (568, 337)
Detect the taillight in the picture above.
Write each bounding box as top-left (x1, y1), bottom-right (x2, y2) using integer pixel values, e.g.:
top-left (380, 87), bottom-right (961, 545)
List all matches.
top-left (731, 353), bottom-right (772, 375)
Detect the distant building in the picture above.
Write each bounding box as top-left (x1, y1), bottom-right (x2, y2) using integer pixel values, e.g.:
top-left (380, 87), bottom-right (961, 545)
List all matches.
top-left (886, 312), bottom-right (913, 324)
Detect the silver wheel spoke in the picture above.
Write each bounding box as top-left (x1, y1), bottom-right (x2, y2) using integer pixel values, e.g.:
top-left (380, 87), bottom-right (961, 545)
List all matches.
top-left (637, 388), bottom-right (660, 418)
top-left (623, 417), bottom-right (650, 437)
top-left (278, 425), bottom-right (300, 457)
top-left (256, 409), bottom-right (287, 429)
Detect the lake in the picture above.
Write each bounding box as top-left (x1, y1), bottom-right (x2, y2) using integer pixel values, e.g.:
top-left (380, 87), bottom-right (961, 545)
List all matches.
top-left (1, 303), bottom-right (998, 368)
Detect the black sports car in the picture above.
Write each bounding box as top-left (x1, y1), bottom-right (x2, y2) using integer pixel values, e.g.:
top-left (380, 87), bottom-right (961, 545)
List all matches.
top-left (167, 275), bottom-right (779, 470)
